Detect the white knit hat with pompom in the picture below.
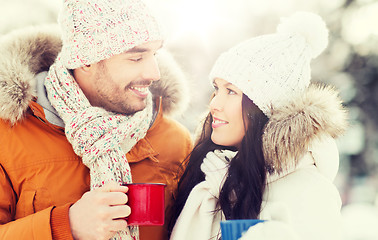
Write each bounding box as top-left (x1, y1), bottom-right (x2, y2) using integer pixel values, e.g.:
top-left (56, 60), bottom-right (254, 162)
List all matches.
top-left (59, 0), bottom-right (163, 69)
top-left (209, 11), bottom-right (328, 117)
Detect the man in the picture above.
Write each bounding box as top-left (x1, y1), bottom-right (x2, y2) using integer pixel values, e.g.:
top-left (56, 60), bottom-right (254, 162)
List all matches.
top-left (0, 0), bottom-right (192, 239)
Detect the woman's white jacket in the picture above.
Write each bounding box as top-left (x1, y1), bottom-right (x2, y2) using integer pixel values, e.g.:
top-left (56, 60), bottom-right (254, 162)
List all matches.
top-left (171, 84), bottom-right (348, 240)
top-left (242, 135), bottom-right (343, 240)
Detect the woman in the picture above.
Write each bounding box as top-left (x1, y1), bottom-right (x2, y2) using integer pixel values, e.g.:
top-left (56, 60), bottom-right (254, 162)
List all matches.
top-left (169, 12), bottom-right (348, 240)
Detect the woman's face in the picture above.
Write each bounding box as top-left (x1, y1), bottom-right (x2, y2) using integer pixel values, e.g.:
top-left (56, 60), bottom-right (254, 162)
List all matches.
top-left (210, 78), bottom-right (246, 148)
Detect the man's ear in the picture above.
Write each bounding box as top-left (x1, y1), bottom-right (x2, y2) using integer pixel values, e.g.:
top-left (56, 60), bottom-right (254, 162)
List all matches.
top-left (73, 64), bottom-right (93, 80)
top-left (77, 64), bottom-right (92, 73)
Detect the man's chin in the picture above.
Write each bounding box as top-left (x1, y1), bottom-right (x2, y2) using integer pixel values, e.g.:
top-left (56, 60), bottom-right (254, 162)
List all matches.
top-left (100, 98), bottom-right (148, 115)
top-left (119, 103), bottom-right (147, 115)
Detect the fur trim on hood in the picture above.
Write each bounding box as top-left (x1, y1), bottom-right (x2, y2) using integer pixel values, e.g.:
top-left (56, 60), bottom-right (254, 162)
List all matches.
top-left (0, 25), bottom-right (188, 124)
top-left (262, 83), bottom-right (348, 174)
top-left (0, 25), bottom-right (61, 124)
top-left (152, 49), bottom-right (189, 117)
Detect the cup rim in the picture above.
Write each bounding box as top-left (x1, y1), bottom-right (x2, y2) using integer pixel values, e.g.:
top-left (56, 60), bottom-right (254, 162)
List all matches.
top-left (125, 183), bottom-right (166, 186)
top-left (220, 219), bottom-right (265, 224)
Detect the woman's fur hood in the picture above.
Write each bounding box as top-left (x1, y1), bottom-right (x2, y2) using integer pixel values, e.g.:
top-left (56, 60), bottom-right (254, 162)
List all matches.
top-left (0, 25), bottom-right (189, 125)
top-left (263, 83), bottom-right (348, 174)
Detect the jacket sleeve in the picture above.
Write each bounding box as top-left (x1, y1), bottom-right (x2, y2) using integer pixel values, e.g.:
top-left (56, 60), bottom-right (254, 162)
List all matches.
top-left (0, 164), bottom-right (73, 240)
top-left (0, 207), bottom-right (53, 239)
top-left (51, 204), bottom-right (75, 239)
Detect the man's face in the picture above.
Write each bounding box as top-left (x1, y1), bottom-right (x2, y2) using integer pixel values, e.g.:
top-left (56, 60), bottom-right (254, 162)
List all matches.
top-left (76, 40), bottom-right (163, 115)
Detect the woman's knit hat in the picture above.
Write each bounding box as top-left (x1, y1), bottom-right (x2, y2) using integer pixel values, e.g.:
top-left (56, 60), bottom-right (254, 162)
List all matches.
top-left (59, 0), bottom-right (163, 69)
top-left (209, 11), bottom-right (329, 117)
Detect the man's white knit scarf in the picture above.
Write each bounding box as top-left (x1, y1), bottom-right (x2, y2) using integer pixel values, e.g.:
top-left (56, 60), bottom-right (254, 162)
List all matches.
top-left (45, 55), bottom-right (153, 240)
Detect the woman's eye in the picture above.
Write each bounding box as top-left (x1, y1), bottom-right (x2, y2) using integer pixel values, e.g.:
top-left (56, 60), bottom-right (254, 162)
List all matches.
top-left (228, 89), bottom-right (236, 95)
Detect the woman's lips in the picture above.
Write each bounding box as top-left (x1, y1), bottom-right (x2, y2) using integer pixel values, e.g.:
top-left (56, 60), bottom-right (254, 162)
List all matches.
top-left (212, 117), bottom-right (228, 128)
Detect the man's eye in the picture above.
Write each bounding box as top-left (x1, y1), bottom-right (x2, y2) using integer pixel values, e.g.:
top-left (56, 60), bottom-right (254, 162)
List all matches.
top-left (130, 57), bottom-right (143, 62)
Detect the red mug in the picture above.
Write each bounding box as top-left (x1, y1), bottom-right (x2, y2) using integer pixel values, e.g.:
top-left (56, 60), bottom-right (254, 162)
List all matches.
top-left (125, 183), bottom-right (166, 226)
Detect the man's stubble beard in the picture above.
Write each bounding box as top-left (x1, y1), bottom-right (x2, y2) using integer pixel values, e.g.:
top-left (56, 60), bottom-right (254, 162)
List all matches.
top-left (95, 84), bottom-right (147, 115)
top-left (91, 64), bottom-right (147, 115)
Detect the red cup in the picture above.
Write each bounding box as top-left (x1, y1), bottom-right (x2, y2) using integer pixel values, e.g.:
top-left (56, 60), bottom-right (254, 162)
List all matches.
top-left (125, 183), bottom-right (166, 226)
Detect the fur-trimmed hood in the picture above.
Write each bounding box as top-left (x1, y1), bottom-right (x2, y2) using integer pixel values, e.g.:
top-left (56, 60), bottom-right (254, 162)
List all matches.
top-left (263, 83), bottom-right (348, 174)
top-left (0, 25), bottom-right (189, 124)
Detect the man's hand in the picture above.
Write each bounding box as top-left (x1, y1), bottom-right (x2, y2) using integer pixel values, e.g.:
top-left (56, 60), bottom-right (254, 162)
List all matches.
top-left (69, 181), bottom-right (131, 240)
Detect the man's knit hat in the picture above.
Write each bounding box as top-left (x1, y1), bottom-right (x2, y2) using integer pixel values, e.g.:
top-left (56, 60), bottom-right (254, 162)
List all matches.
top-left (209, 12), bottom-right (329, 117)
top-left (59, 0), bottom-right (163, 69)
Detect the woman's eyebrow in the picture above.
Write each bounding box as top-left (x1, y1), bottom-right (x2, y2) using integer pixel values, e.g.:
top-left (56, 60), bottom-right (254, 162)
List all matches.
top-left (212, 80), bottom-right (233, 88)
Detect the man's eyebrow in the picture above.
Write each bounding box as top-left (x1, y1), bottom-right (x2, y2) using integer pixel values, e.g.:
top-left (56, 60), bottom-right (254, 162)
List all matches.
top-left (126, 42), bottom-right (164, 54)
top-left (126, 47), bottom-right (148, 54)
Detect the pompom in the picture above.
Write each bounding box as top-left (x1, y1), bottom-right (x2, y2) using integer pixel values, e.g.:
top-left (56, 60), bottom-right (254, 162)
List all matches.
top-left (277, 11), bottom-right (328, 58)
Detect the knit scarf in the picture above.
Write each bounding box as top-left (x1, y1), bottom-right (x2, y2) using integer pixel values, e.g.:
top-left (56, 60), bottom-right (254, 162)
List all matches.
top-left (170, 150), bottom-right (237, 240)
top-left (45, 55), bottom-right (153, 240)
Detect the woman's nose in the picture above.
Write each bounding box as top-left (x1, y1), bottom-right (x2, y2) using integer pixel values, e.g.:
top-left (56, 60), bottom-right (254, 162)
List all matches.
top-left (210, 94), bottom-right (224, 112)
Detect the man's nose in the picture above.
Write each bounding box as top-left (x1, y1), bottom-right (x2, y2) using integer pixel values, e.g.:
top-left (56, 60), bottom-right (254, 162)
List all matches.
top-left (142, 57), bottom-right (161, 82)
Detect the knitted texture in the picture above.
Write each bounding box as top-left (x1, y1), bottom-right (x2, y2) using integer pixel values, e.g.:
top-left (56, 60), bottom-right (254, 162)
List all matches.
top-left (45, 55), bottom-right (154, 240)
top-left (59, 0), bottom-right (163, 69)
top-left (209, 12), bottom-right (328, 117)
top-left (170, 150), bottom-right (237, 240)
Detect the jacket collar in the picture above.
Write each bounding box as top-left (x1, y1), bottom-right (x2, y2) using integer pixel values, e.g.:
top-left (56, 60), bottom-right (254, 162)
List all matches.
top-left (35, 71), bottom-right (65, 127)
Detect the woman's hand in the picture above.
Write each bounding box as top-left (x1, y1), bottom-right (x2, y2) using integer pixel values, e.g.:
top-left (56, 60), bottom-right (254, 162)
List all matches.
top-left (201, 150), bottom-right (237, 197)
